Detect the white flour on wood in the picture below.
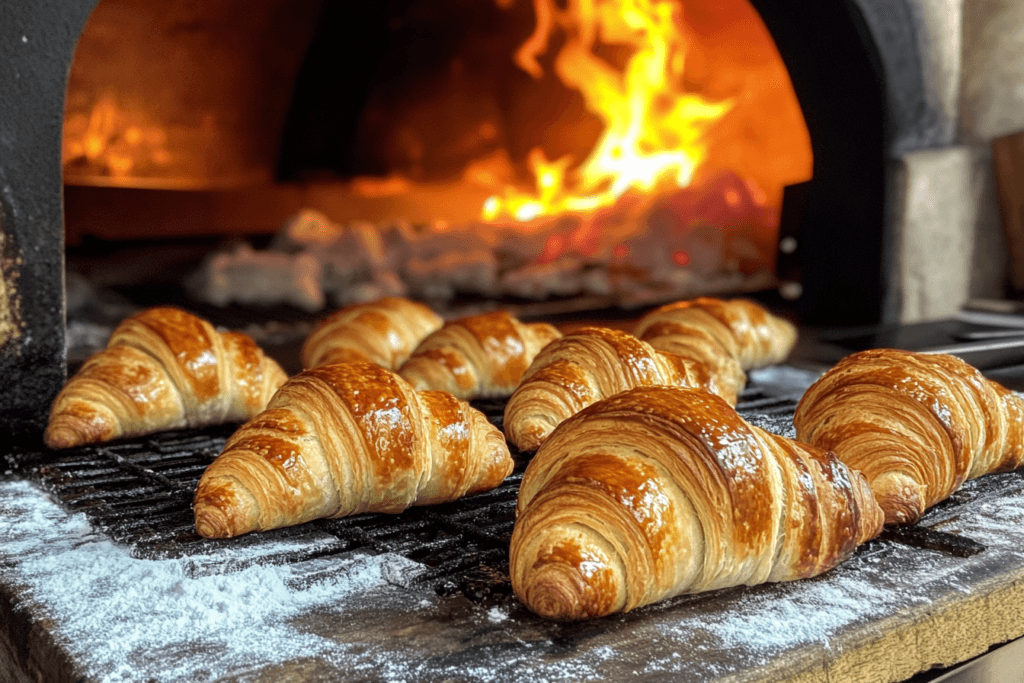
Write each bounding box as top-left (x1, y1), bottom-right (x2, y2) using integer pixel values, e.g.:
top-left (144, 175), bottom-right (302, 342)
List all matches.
top-left (0, 480), bottom-right (424, 682)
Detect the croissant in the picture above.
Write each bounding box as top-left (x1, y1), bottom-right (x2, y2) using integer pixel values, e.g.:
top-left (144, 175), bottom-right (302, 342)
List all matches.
top-left (193, 362), bottom-right (513, 538)
top-left (45, 307), bottom-right (288, 449)
top-left (510, 386), bottom-right (883, 620)
top-left (397, 310), bottom-right (562, 400)
top-left (301, 296), bottom-right (443, 370)
top-left (503, 326), bottom-right (742, 451)
top-left (633, 297), bottom-right (797, 395)
top-left (793, 348), bottom-right (1024, 525)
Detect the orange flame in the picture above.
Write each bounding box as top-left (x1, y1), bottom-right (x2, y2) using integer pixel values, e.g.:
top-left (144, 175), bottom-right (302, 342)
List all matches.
top-left (483, 0), bottom-right (732, 223)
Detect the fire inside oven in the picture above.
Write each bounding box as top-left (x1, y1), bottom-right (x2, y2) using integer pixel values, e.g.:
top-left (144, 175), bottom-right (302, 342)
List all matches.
top-left (61, 0), bottom-right (812, 320)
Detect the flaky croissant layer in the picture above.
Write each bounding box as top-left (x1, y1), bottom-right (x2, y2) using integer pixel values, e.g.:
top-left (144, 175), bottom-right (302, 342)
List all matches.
top-left (193, 363), bottom-right (513, 538)
top-left (511, 386), bottom-right (883, 621)
top-left (632, 298), bottom-right (797, 396)
top-left (794, 348), bottom-right (1024, 524)
top-left (45, 307), bottom-right (287, 449)
top-left (503, 326), bottom-right (740, 452)
top-left (398, 310), bottom-right (562, 400)
top-left (301, 296), bottom-right (444, 370)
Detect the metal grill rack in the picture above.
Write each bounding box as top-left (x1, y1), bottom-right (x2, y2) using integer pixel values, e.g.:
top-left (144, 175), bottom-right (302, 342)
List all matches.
top-left (6, 383), bottom-right (799, 604)
top-left (11, 378), bottom-right (985, 608)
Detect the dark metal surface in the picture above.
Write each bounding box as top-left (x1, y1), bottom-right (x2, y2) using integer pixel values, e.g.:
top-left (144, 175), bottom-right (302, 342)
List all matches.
top-left (793, 315), bottom-right (1024, 398)
top-left (0, 0), bottom-right (97, 445)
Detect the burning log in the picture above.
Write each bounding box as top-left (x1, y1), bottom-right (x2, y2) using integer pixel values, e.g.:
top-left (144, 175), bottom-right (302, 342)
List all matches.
top-left (187, 242), bottom-right (325, 312)
top-left (185, 171), bottom-right (779, 312)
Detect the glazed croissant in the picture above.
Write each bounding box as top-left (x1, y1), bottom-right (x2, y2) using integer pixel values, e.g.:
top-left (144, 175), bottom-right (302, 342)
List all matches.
top-left (793, 348), bottom-right (1024, 525)
top-left (301, 296), bottom-right (443, 370)
top-left (503, 326), bottom-right (741, 452)
top-left (398, 310), bottom-right (562, 400)
top-left (193, 362), bottom-right (513, 538)
top-left (511, 386), bottom-right (883, 621)
top-left (633, 297), bottom-right (797, 396)
top-left (45, 307), bottom-right (288, 449)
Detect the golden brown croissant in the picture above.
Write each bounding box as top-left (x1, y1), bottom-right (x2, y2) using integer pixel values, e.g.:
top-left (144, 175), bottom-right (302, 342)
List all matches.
top-left (793, 348), bottom-right (1024, 525)
top-left (503, 326), bottom-right (741, 452)
top-left (511, 386), bottom-right (883, 621)
top-left (45, 307), bottom-right (288, 449)
top-left (301, 296), bottom-right (443, 370)
top-left (397, 310), bottom-right (562, 400)
top-left (633, 297), bottom-right (797, 394)
top-left (193, 362), bottom-right (513, 538)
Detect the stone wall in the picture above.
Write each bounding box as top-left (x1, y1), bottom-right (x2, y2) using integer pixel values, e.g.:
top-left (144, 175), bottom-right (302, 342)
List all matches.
top-left (959, 0), bottom-right (1024, 300)
top-left (886, 0), bottom-right (1020, 322)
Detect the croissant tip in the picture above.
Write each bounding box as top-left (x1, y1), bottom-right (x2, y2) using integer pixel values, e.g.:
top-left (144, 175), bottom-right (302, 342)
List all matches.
top-left (519, 566), bottom-right (592, 621)
top-left (43, 405), bottom-right (117, 449)
top-left (881, 504), bottom-right (924, 526)
top-left (194, 505), bottom-right (236, 539)
top-left (512, 431), bottom-right (544, 453)
top-left (872, 472), bottom-right (927, 526)
top-left (193, 476), bottom-right (258, 539)
top-left (44, 425), bottom-right (83, 450)
top-left (506, 418), bottom-right (552, 453)
top-left (43, 415), bottom-right (101, 449)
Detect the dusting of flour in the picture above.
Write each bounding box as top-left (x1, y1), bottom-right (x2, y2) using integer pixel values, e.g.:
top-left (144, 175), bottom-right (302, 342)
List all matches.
top-left (0, 480), bottom-right (423, 682)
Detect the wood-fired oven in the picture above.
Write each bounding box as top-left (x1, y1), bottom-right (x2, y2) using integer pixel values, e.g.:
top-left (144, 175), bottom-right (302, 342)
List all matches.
top-left (4, 3), bottom-right (1024, 682)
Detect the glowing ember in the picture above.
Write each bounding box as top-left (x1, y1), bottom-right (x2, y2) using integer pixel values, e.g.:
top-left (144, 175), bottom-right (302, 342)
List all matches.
top-left (482, 0), bottom-right (733, 223)
top-left (63, 93), bottom-right (171, 180)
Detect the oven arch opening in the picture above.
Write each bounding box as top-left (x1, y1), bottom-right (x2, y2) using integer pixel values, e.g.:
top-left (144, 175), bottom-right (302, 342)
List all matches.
top-left (1, 0), bottom-right (926, 440)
